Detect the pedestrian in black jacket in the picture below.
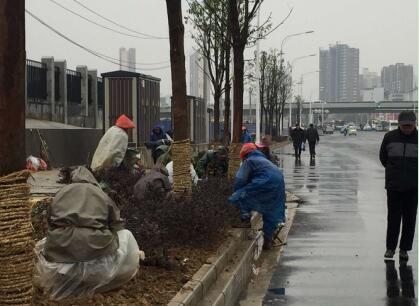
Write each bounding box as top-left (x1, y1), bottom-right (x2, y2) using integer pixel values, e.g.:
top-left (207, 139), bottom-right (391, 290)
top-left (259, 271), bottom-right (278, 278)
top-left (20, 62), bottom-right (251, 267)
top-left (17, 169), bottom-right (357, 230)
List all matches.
top-left (380, 110), bottom-right (418, 261)
top-left (305, 124), bottom-right (320, 159)
top-left (290, 123), bottom-right (306, 160)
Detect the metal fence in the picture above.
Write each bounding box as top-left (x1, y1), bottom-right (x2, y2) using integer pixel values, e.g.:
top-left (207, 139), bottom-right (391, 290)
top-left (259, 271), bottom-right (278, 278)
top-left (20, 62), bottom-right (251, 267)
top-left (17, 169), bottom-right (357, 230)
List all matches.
top-left (66, 69), bottom-right (81, 103)
top-left (26, 60), bottom-right (47, 102)
top-left (97, 77), bottom-right (103, 108)
top-left (54, 66), bottom-right (60, 102)
top-left (88, 75), bottom-right (93, 105)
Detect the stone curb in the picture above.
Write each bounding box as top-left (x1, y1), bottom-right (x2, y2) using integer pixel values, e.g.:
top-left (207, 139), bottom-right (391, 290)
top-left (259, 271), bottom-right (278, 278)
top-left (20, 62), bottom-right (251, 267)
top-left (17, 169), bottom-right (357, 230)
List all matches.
top-left (210, 231), bottom-right (263, 306)
top-left (167, 228), bottom-right (247, 306)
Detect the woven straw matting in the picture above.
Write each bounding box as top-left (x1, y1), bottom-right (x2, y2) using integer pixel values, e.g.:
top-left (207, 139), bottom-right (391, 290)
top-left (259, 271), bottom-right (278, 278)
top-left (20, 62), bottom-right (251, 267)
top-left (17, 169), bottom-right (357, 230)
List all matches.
top-left (227, 143), bottom-right (242, 180)
top-left (172, 139), bottom-right (192, 194)
top-left (0, 171), bottom-right (34, 305)
top-left (0, 170), bottom-right (31, 185)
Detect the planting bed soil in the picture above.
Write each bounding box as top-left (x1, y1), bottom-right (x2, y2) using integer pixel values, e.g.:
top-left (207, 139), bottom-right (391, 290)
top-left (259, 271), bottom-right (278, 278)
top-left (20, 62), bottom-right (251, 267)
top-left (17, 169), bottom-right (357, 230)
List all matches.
top-left (33, 245), bottom-right (222, 305)
top-left (32, 168), bottom-right (239, 305)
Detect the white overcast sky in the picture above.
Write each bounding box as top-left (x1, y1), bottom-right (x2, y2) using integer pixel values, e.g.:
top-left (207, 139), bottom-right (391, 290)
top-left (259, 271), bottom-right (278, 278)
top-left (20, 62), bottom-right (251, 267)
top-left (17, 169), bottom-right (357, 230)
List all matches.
top-left (26, 0), bottom-right (417, 102)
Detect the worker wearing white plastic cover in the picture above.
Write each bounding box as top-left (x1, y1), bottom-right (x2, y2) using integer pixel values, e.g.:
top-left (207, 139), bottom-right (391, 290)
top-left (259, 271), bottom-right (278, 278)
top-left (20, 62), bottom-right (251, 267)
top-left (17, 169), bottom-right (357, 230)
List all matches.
top-left (165, 160), bottom-right (199, 186)
top-left (35, 166), bottom-right (144, 300)
top-left (91, 114), bottom-right (136, 172)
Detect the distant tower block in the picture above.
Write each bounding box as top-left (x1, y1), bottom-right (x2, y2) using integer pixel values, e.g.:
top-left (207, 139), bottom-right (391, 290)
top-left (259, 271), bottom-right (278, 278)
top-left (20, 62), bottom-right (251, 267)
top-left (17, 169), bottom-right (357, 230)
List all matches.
top-left (119, 47), bottom-right (136, 72)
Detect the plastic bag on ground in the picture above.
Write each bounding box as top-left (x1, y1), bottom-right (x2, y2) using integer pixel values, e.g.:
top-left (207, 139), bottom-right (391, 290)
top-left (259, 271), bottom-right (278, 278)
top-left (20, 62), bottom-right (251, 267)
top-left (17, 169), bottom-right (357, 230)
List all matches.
top-left (26, 155), bottom-right (48, 172)
top-left (34, 229), bottom-right (141, 300)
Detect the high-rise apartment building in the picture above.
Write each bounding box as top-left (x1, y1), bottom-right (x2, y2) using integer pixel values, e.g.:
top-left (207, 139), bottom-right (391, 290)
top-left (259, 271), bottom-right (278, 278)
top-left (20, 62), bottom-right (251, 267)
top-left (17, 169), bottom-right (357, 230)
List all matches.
top-left (359, 68), bottom-right (381, 89)
top-left (381, 63), bottom-right (413, 98)
top-left (319, 43), bottom-right (360, 102)
top-left (119, 47), bottom-right (136, 72)
top-left (189, 51), bottom-right (210, 101)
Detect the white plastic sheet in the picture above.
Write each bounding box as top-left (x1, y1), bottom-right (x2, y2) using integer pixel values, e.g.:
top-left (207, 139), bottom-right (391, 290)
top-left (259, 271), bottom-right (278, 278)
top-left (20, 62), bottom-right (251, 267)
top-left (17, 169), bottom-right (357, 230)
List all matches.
top-left (35, 230), bottom-right (142, 300)
top-left (166, 161), bottom-right (199, 186)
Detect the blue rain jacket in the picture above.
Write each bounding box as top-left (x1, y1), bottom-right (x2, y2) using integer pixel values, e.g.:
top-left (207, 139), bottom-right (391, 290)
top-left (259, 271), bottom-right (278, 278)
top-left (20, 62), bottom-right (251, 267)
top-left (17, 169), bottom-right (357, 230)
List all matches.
top-left (229, 150), bottom-right (285, 240)
top-left (150, 126), bottom-right (166, 142)
top-left (240, 130), bottom-right (252, 143)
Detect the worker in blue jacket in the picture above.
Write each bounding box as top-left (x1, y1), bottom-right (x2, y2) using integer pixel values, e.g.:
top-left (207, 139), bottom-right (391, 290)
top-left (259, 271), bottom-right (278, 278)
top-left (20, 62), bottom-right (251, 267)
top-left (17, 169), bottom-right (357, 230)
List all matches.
top-left (240, 126), bottom-right (252, 143)
top-left (229, 143), bottom-right (286, 250)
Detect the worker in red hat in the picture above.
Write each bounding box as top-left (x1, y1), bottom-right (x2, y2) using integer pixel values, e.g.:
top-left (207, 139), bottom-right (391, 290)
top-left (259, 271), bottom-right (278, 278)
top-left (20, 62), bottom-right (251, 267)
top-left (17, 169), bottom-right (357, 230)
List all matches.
top-left (229, 143), bottom-right (286, 250)
top-left (255, 141), bottom-right (279, 165)
top-left (91, 114), bottom-right (136, 172)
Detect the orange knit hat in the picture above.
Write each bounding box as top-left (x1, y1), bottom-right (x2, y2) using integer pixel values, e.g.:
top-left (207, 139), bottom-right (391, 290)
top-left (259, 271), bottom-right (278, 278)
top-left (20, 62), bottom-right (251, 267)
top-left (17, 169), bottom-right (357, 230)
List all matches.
top-left (115, 114), bottom-right (135, 129)
top-left (240, 143), bottom-right (257, 160)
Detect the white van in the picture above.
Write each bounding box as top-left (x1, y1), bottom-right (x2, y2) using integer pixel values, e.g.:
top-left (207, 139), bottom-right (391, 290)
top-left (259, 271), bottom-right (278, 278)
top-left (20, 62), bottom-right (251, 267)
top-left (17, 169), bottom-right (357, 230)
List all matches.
top-left (388, 120), bottom-right (398, 131)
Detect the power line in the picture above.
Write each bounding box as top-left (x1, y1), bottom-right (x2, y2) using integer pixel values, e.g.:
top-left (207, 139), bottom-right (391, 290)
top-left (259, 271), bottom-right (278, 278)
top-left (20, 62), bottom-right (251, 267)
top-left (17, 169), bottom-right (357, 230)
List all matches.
top-left (26, 9), bottom-right (170, 71)
top-left (46, 0), bottom-right (166, 40)
top-left (72, 0), bottom-right (168, 40)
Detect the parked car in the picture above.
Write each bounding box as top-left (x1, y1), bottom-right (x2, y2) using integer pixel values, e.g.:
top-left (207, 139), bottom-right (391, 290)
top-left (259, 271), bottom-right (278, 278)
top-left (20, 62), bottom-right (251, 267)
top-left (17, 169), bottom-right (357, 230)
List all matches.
top-left (324, 126), bottom-right (334, 134)
top-left (363, 124), bottom-right (373, 131)
top-left (348, 126), bottom-right (357, 136)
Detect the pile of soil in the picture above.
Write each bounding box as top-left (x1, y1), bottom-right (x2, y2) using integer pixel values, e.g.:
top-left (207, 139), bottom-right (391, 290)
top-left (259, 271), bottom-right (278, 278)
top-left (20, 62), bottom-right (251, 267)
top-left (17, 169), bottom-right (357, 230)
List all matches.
top-left (33, 168), bottom-right (239, 305)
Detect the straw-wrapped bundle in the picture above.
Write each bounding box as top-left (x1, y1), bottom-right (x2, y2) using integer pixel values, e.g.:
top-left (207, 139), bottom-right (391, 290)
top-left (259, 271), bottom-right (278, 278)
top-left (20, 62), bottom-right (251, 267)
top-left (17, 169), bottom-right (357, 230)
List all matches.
top-left (171, 139), bottom-right (192, 194)
top-left (0, 171), bottom-right (34, 305)
top-left (227, 143), bottom-right (242, 180)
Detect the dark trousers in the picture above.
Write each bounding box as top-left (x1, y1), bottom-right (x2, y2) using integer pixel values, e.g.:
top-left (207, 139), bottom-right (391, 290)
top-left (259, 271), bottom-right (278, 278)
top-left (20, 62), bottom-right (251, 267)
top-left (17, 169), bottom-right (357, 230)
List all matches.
top-left (386, 189), bottom-right (418, 251)
top-left (308, 141), bottom-right (316, 157)
top-left (293, 143), bottom-right (302, 158)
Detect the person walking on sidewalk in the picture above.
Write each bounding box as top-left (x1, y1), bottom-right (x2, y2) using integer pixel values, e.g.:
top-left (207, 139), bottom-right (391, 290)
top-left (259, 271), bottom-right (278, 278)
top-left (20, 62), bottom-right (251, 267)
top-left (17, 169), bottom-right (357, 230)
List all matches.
top-left (240, 126), bottom-right (252, 143)
top-left (305, 124), bottom-right (320, 159)
top-left (380, 110), bottom-right (418, 261)
top-left (290, 123), bottom-right (306, 160)
top-left (228, 143), bottom-right (286, 250)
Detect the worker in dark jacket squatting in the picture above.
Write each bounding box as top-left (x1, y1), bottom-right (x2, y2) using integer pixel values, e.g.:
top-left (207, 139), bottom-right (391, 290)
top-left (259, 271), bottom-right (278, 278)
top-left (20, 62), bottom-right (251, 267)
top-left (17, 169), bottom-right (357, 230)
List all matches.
top-left (380, 110), bottom-right (418, 261)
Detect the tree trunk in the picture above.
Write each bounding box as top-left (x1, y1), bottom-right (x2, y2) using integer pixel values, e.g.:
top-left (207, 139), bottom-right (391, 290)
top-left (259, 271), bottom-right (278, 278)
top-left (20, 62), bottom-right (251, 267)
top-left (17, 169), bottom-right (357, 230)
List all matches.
top-left (213, 90), bottom-right (221, 143)
top-left (166, 0), bottom-right (191, 194)
top-left (0, 1), bottom-right (26, 175)
top-left (232, 46), bottom-right (244, 143)
top-left (166, 0), bottom-right (187, 141)
top-left (223, 45), bottom-right (231, 146)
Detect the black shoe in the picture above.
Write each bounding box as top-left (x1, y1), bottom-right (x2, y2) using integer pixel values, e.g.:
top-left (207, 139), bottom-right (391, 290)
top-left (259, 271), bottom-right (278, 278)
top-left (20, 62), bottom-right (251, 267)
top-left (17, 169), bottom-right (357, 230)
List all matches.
top-left (263, 239), bottom-right (272, 250)
top-left (232, 219), bottom-right (251, 228)
top-left (399, 250), bottom-right (409, 261)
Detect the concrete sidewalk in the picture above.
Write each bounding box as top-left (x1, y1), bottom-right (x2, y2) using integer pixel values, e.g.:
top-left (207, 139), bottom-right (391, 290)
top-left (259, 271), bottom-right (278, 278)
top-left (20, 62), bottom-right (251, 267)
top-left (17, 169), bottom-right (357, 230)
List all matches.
top-left (28, 169), bottom-right (63, 195)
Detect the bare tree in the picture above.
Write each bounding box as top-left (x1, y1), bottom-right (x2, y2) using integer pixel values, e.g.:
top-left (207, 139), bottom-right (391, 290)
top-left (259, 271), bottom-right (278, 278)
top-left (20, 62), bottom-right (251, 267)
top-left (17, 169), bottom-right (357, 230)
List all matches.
top-left (187, 0), bottom-right (229, 143)
top-left (166, 0), bottom-right (192, 194)
top-left (255, 49), bottom-right (291, 137)
top-left (223, 31), bottom-right (232, 146)
top-left (0, 1), bottom-right (26, 175)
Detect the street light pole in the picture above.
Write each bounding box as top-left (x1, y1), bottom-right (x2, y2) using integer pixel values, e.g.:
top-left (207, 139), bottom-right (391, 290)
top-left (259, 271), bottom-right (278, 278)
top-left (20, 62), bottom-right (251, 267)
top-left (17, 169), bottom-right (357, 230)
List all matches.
top-left (299, 70), bottom-right (319, 125)
top-left (289, 54), bottom-right (316, 128)
top-left (249, 87), bottom-right (252, 124)
top-left (255, 9), bottom-right (261, 142)
top-left (279, 30), bottom-right (314, 133)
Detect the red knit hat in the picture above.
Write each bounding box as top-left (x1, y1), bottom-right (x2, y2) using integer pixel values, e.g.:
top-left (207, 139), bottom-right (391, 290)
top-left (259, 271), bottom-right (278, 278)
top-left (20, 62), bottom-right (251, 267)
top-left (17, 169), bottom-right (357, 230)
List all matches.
top-left (255, 142), bottom-right (268, 148)
top-left (115, 114), bottom-right (135, 129)
top-left (240, 143), bottom-right (257, 160)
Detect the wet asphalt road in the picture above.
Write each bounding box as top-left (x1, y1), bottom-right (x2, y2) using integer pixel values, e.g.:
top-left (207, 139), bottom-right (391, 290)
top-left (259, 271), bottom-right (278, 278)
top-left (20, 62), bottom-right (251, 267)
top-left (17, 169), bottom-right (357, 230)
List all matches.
top-left (263, 131), bottom-right (417, 306)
